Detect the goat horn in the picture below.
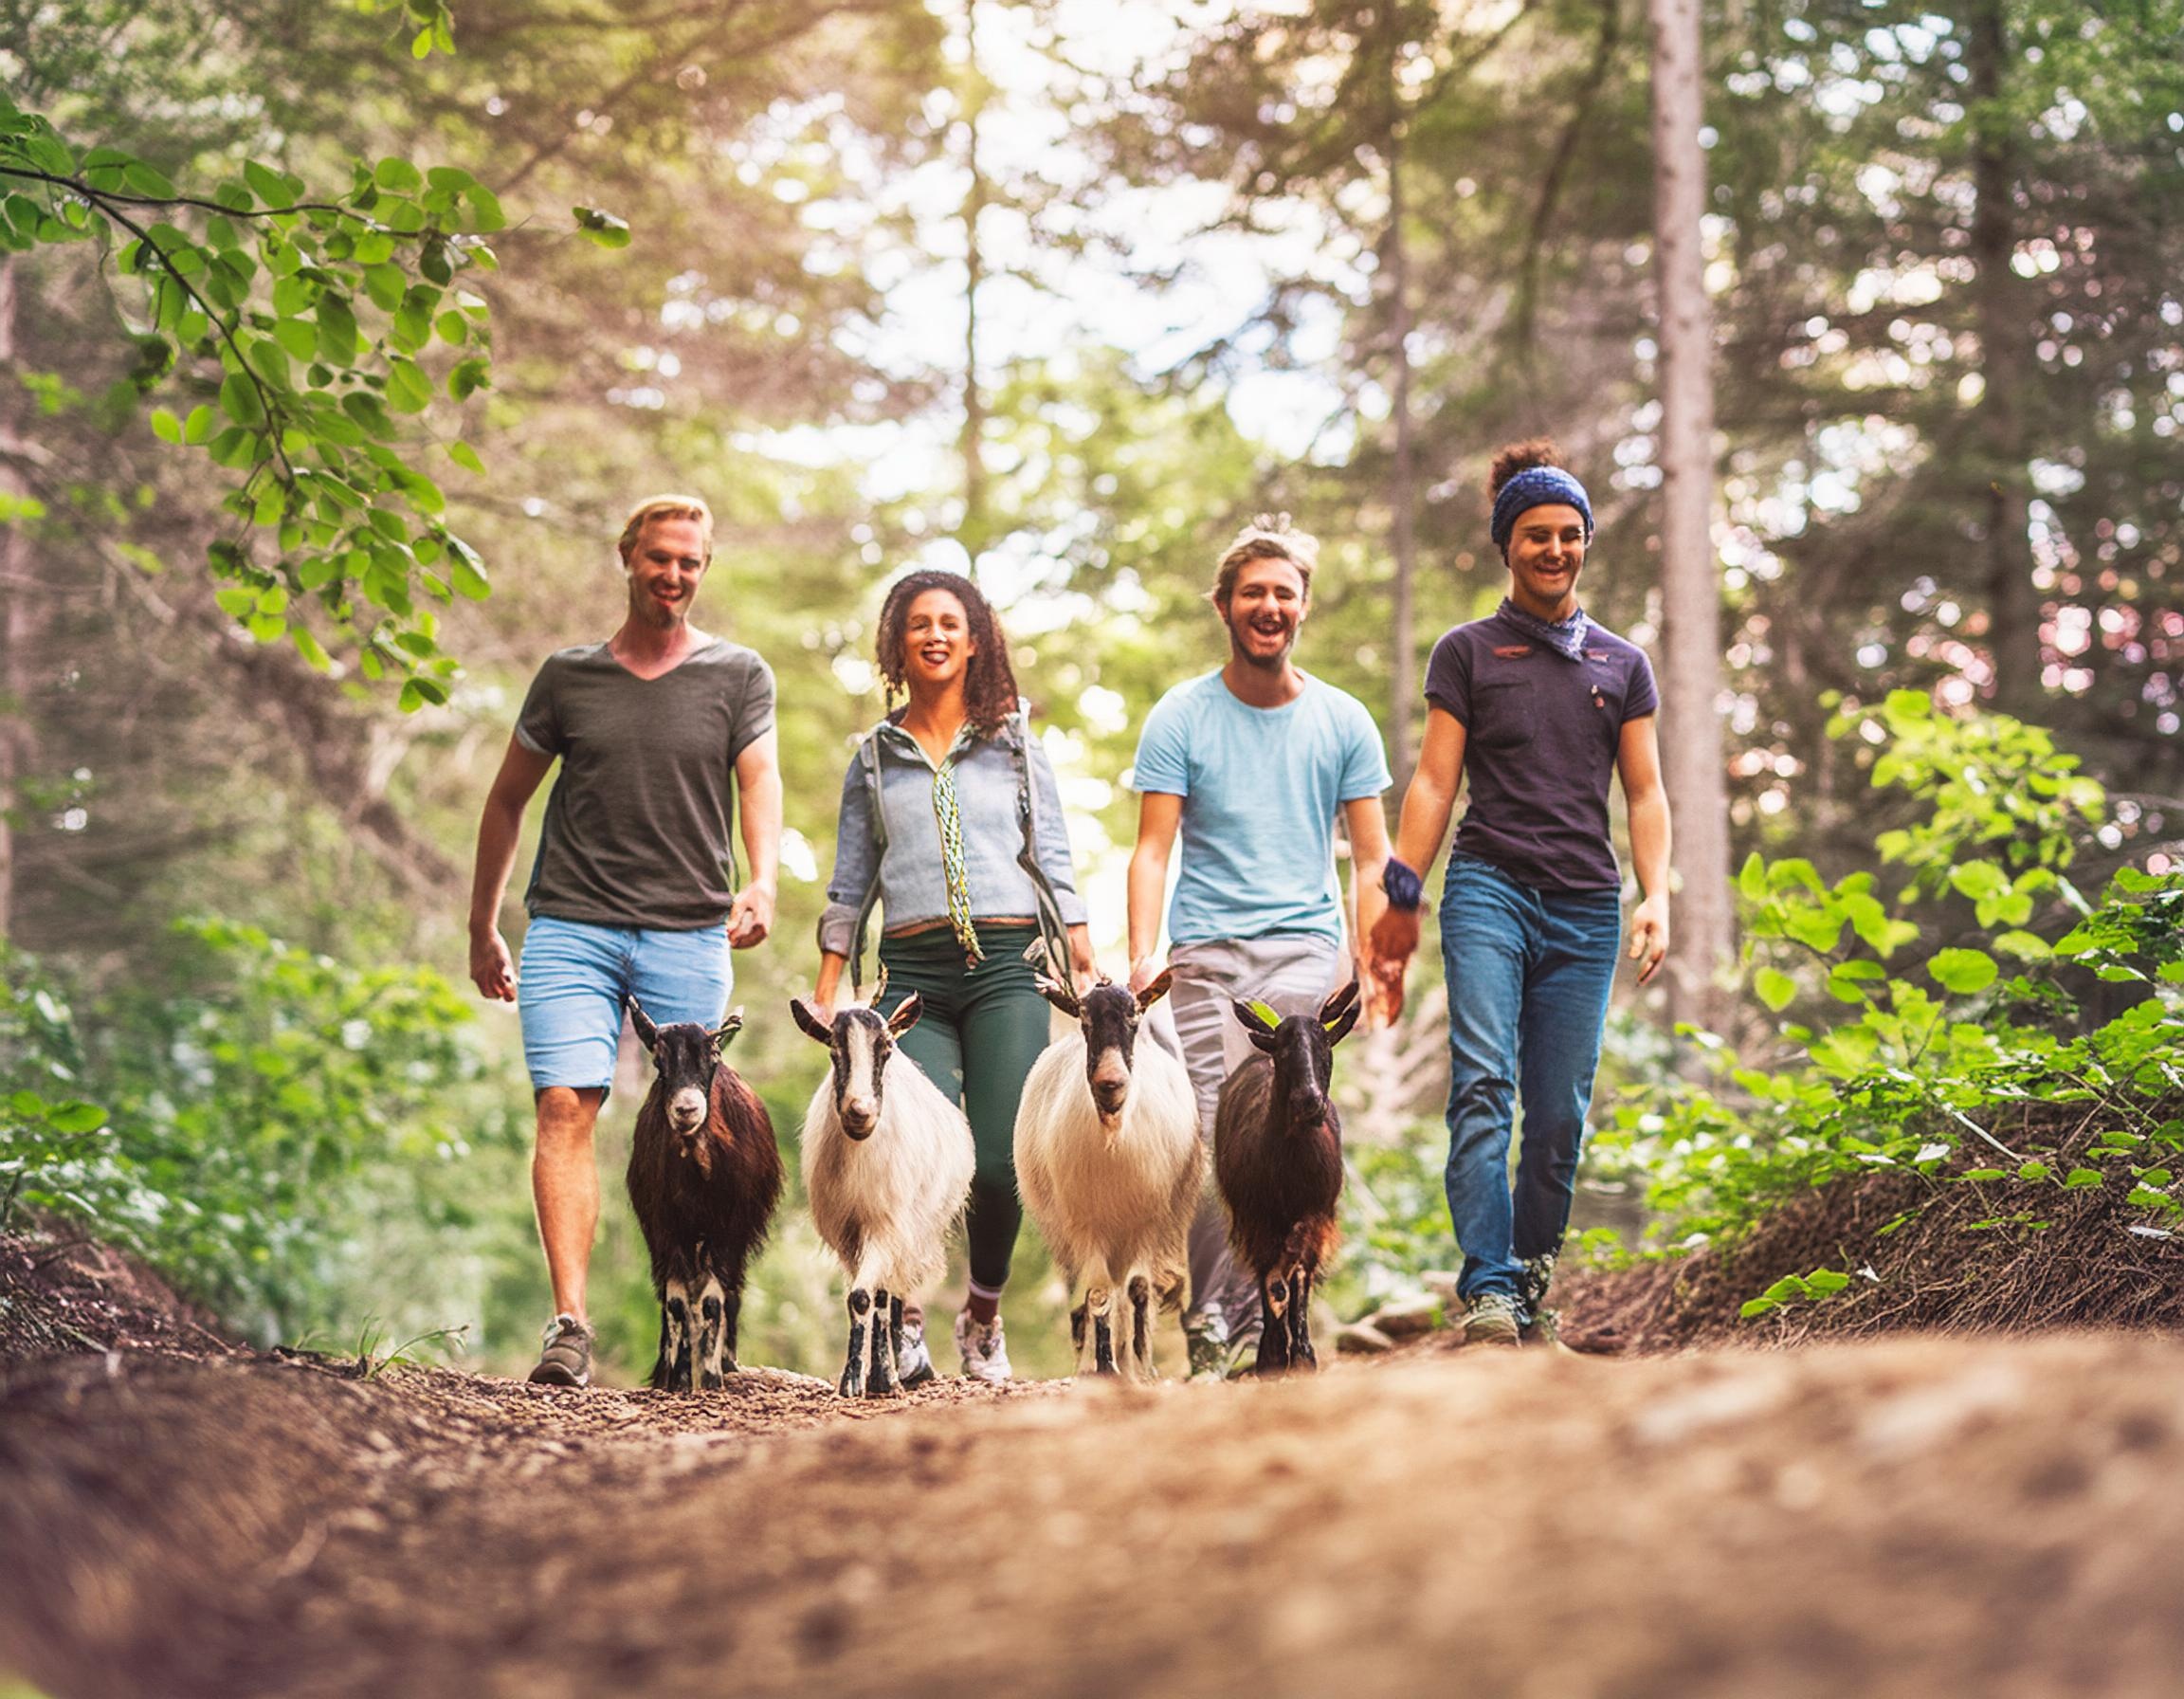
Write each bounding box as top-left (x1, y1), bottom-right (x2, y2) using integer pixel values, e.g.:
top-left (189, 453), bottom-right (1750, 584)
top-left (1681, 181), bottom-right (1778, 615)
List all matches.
top-left (868, 962), bottom-right (889, 1009)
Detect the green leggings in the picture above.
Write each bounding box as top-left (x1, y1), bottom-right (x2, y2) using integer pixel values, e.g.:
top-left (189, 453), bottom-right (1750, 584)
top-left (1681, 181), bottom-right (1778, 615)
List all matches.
top-left (876, 922), bottom-right (1051, 1294)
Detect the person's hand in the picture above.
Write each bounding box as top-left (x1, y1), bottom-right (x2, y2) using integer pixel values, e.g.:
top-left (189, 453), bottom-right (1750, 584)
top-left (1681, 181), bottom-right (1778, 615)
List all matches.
top-left (470, 928), bottom-right (517, 1002)
top-left (727, 884), bottom-right (774, 948)
top-left (1366, 908), bottom-right (1419, 1024)
top-left (1127, 955), bottom-right (1162, 995)
top-left (1629, 894), bottom-right (1670, 985)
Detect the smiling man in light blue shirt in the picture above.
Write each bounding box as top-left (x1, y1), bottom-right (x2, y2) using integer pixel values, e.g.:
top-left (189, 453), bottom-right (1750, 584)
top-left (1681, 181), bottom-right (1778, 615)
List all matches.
top-left (1126, 514), bottom-right (1392, 1379)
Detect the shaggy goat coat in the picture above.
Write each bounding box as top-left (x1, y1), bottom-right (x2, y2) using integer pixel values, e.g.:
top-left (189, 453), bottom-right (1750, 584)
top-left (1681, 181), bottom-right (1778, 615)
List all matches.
top-left (800, 1033), bottom-right (975, 1303)
top-left (1014, 1032), bottom-right (1201, 1306)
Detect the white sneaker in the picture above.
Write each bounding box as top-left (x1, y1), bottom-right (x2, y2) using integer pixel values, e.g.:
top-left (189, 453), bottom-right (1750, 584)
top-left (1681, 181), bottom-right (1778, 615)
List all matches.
top-left (954, 1308), bottom-right (1012, 1382)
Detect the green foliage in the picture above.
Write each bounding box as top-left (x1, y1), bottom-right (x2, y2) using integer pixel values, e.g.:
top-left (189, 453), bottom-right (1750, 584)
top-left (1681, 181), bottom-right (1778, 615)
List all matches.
top-left (1599, 705), bottom-right (2184, 1277)
top-left (1739, 1267), bottom-right (1854, 1322)
top-left (0, 58), bottom-right (633, 705)
top-left (0, 924), bottom-right (524, 1341)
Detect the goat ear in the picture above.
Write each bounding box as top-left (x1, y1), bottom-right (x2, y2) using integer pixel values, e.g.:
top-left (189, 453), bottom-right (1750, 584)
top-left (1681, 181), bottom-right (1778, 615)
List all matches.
top-left (1135, 968), bottom-right (1174, 1012)
top-left (1320, 976), bottom-right (1362, 1028)
top-left (1229, 997), bottom-right (1281, 1036)
top-left (885, 991), bottom-right (923, 1037)
top-left (789, 997), bottom-right (833, 1045)
top-left (712, 1008), bottom-right (744, 1048)
top-left (627, 997), bottom-right (660, 1051)
top-left (1034, 975), bottom-right (1081, 1018)
top-left (1324, 1001), bottom-right (1361, 1046)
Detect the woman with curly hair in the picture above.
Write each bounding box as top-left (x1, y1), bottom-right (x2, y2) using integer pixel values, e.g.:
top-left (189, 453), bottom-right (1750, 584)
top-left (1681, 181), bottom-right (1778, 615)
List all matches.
top-left (811, 569), bottom-right (1097, 1382)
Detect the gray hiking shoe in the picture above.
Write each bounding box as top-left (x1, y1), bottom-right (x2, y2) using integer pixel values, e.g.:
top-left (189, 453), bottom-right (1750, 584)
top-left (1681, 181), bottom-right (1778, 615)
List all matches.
top-left (528, 1313), bottom-right (593, 1386)
top-left (1463, 1291), bottom-right (1523, 1349)
top-left (896, 1313), bottom-right (937, 1390)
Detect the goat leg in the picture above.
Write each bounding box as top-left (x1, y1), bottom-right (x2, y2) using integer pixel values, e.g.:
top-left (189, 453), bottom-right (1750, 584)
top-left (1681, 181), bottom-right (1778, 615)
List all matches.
top-left (868, 1285), bottom-right (898, 1398)
top-left (721, 1286), bottom-right (742, 1375)
top-left (1090, 1284), bottom-right (1118, 1376)
top-left (1290, 1258), bottom-right (1317, 1371)
top-left (839, 1287), bottom-right (870, 1399)
top-left (696, 1275), bottom-right (727, 1391)
top-left (660, 1281), bottom-right (695, 1392)
top-left (1128, 1274), bottom-right (1154, 1380)
top-left (1255, 1271), bottom-right (1293, 1376)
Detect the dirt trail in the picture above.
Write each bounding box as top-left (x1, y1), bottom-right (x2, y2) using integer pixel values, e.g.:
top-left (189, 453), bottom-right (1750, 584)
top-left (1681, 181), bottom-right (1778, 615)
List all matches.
top-left (5, 1329), bottom-right (2182, 1699)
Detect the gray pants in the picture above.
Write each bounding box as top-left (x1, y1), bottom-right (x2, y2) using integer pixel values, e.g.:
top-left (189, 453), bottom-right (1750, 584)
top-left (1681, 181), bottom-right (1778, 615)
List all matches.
top-left (1167, 934), bottom-right (1347, 1328)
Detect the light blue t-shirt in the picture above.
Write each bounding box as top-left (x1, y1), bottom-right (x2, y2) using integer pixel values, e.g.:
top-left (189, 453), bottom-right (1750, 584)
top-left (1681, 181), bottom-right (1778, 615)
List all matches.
top-left (1132, 671), bottom-right (1392, 946)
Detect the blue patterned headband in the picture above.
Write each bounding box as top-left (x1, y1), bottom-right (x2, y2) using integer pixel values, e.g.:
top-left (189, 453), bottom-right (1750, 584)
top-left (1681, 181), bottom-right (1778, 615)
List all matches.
top-left (1490, 466), bottom-right (1593, 549)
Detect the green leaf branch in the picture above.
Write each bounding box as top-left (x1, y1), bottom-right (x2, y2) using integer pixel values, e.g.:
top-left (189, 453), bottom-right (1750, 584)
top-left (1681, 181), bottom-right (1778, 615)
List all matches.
top-left (1, 91), bottom-right (631, 707)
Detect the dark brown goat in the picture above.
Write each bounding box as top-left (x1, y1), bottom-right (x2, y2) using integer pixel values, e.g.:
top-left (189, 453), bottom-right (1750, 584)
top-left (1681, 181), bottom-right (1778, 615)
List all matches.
top-left (626, 999), bottom-right (784, 1390)
top-left (1212, 978), bottom-right (1362, 1373)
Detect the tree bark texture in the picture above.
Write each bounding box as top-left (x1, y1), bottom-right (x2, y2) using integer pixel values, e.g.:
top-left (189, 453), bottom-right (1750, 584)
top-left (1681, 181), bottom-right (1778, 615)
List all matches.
top-left (1647, 0), bottom-right (1734, 1032)
top-left (1384, 109), bottom-right (1419, 784)
top-left (957, 0), bottom-right (990, 578)
top-left (1967, 0), bottom-right (2041, 716)
top-left (0, 256), bottom-right (31, 941)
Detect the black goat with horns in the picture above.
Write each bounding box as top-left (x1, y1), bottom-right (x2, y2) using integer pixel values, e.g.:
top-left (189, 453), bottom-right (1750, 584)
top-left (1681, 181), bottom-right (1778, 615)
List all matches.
top-left (625, 998), bottom-right (785, 1390)
top-left (1213, 977), bottom-right (1363, 1374)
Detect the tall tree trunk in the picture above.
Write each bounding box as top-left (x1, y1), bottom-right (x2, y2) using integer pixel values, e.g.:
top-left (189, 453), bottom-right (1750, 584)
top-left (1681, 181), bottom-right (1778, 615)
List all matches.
top-left (957, 0), bottom-right (990, 580)
top-left (1647, 0), bottom-right (1734, 1032)
top-left (1384, 101), bottom-right (1419, 784)
top-left (0, 256), bottom-right (32, 941)
top-left (1967, 0), bottom-right (2041, 715)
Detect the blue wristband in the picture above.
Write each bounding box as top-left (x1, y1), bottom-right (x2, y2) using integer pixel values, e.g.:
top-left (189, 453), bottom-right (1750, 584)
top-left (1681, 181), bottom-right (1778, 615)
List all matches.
top-left (1382, 856), bottom-right (1425, 912)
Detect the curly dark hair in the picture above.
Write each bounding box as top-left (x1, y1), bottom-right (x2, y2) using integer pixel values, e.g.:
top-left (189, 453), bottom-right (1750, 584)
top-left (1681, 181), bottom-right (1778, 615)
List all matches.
top-left (876, 570), bottom-right (1020, 735)
top-left (1487, 437), bottom-right (1563, 499)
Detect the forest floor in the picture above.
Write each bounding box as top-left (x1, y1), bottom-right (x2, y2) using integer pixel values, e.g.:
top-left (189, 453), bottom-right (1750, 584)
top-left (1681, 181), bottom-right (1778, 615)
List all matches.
top-left (6, 1238), bottom-right (2184, 1698)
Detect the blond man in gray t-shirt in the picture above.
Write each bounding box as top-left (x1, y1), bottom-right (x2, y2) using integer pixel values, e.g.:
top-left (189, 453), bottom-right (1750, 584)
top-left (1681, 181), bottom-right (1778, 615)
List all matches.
top-left (467, 495), bottom-right (782, 1388)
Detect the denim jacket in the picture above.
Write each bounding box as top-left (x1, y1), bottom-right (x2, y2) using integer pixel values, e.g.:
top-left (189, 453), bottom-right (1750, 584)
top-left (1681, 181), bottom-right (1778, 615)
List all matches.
top-left (817, 705), bottom-right (1088, 967)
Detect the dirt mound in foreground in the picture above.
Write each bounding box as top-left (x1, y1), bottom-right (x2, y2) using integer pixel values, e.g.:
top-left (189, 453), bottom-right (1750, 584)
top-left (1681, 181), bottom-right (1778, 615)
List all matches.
top-left (1560, 1102), bottom-right (2184, 1354)
top-left (6, 1331), bottom-right (2184, 1697)
top-left (0, 1229), bottom-right (234, 1361)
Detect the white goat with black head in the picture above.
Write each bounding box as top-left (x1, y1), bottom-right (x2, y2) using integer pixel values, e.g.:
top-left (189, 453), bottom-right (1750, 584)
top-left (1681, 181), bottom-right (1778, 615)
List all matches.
top-left (792, 973), bottom-right (974, 1398)
top-left (1013, 970), bottom-right (1202, 1380)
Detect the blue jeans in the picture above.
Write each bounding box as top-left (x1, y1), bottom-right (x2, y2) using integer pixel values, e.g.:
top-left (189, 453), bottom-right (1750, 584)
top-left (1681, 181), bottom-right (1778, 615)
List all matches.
top-left (1439, 857), bottom-right (1622, 1301)
top-left (518, 915), bottom-right (732, 1091)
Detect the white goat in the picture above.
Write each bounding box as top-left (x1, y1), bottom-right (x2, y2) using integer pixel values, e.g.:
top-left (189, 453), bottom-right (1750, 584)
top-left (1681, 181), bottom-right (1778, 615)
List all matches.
top-left (1013, 971), bottom-right (1203, 1379)
top-left (792, 980), bottom-right (974, 1398)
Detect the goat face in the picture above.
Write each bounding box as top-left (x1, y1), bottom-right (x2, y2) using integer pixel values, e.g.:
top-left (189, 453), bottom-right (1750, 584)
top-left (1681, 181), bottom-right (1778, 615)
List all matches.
top-left (628, 999), bottom-right (742, 1145)
top-left (1228, 977), bottom-right (1361, 1128)
top-left (1040, 970), bottom-right (1172, 1124)
top-left (792, 993), bottom-right (923, 1141)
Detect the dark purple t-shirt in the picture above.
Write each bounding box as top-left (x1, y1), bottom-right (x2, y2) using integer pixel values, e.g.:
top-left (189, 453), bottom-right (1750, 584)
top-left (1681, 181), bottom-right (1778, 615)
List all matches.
top-left (1424, 612), bottom-right (1659, 892)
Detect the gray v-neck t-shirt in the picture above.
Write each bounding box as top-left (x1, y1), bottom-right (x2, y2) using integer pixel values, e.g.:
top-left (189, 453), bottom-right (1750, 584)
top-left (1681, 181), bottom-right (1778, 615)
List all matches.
top-left (515, 639), bottom-right (774, 931)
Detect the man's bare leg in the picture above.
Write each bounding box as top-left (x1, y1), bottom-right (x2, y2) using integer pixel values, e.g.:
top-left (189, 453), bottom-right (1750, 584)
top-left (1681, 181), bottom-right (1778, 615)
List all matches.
top-left (534, 1086), bottom-right (606, 1321)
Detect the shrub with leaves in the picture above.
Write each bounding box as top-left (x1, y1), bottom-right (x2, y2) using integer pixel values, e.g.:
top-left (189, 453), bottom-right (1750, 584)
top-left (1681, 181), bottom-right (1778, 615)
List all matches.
top-left (0, 923), bottom-right (524, 1342)
top-left (1598, 698), bottom-right (2184, 1290)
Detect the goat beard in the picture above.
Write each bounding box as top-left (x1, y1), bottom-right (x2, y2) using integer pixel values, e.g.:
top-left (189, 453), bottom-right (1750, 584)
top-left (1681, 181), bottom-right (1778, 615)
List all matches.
top-left (678, 1131), bottom-right (714, 1175)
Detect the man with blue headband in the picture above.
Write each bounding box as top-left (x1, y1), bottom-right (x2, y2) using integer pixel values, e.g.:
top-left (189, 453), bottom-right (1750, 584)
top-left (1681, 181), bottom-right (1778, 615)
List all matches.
top-left (1368, 440), bottom-right (1671, 1347)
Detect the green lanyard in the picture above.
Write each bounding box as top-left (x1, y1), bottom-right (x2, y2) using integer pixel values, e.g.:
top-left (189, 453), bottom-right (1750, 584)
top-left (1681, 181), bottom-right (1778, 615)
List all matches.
top-left (929, 751), bottom-right (984, 966)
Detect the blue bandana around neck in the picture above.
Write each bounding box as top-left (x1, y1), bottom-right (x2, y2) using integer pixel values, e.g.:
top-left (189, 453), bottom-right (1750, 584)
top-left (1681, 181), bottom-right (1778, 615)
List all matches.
top-left (1489, 466), bottom-right (1594, 550)
top-left (1497, 596), bottom-right (1592, 664)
